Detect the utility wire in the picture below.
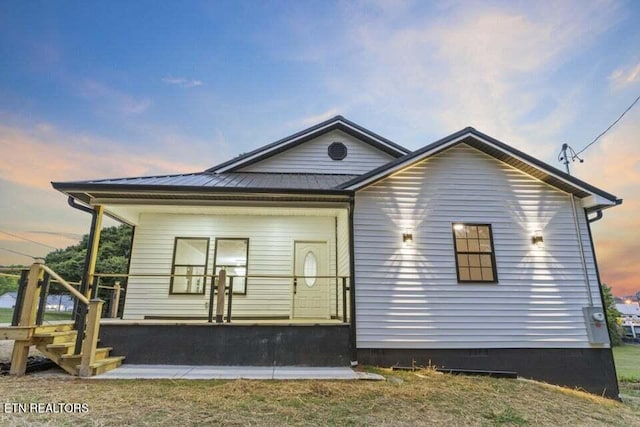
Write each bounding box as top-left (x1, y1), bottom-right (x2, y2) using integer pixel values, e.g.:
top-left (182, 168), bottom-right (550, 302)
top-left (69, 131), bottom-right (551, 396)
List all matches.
top-left (0, 247), bottom-right (40, 259)
top-left (0, 230), bottom-right (58, 250)
top-left (575, 94), bottom-right (640, 156)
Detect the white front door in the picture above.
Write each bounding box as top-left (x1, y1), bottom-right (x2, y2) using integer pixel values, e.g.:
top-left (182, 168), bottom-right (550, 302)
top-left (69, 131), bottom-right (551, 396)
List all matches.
top-left (292, 241), bottom-right (330, 319)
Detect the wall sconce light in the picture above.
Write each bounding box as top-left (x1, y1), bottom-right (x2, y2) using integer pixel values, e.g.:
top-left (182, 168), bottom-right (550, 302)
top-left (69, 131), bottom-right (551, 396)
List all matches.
top-left (402, 230), bottom-right (413, 245)
top-left (531, 230), bottom-right (544, 248)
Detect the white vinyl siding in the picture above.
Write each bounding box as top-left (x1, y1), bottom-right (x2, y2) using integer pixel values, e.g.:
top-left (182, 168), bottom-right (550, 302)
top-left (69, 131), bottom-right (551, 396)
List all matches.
top-left (238, 130), bottom-right (395, 174)
top-left (124, 213), bottom-right (347, 320)
top-left (353, 143), bottom-right (605, 349)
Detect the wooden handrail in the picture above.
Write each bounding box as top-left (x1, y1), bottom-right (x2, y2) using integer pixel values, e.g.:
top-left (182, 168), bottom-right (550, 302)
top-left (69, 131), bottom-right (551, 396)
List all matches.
top-left (41, 265), bottom-right (89, 306)
top-left (0, 272), bottom-right (21, 278)
top-left (93, 272), bottom-right (350, 279)
top-left (0, 267), bottom-right (28, 272)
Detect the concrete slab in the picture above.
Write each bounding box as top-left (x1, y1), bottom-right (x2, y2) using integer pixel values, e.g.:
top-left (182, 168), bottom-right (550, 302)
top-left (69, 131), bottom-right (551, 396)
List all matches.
top-left (91, 365), bottom-right (366, 380)
top-left (184, 366), bottom-right (275, 379)
top-left (92, 364), bottom-right (194, 379)
top-left (273, 367), bottom-right (358, 380)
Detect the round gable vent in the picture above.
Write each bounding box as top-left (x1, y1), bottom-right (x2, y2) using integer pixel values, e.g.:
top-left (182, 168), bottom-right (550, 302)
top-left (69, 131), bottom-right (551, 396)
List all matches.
top-left (328, 142), bottom-right (347, 160)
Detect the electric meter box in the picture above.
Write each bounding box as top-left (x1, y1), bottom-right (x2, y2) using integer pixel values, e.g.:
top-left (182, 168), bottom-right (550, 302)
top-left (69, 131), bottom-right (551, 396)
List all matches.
top-left (583, 306), bottom-right (609, 344)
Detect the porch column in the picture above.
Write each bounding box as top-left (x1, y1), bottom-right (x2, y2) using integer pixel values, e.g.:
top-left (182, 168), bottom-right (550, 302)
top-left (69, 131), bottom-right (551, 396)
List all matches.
top-left (348, 196), bottom-right (358, 365)
top-left (85, 205), bottom-right (104, 299)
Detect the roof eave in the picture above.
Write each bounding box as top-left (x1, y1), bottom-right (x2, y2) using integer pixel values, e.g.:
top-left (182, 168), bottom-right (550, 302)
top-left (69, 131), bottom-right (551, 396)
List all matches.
top-left (52, 182), bottom-right (354, 198)
top-left (340, 128), bottom-right (619, 205)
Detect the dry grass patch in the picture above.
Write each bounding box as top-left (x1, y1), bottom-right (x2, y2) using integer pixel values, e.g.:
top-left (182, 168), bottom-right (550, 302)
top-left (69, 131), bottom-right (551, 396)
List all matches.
top-left (0, 368), bottom-right (638, 426)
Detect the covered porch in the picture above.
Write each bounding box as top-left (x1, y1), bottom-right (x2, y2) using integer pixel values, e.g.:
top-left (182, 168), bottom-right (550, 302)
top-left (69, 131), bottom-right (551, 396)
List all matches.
top-left (101, 202), bottom-right (352, 324)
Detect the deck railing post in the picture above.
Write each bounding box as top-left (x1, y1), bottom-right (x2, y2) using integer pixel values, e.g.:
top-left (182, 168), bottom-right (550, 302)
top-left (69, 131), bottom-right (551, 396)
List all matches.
top-left (91, 276), bottom-right (100, 300)
top-left (226, 277), bottom-right (233, 323)
top-left (208, 276), bottom-right (216, 323)
top-left (11, 270), bottom-right (29, 327)
top-left (35, 272), bottom-right (51, 325)
top-left (10, 260), bottom-right (44, 376)
top-left (79, 298), bottom-right (104, 377)
top-left (74, 304), bottom-right (87, 355)
top-left (110, 282), bottom-right (121, 318)
top-left (342, 277), bottom-right (348, 323)
top-left (335, 278), bottom-right (338, 318)
top-left (216, 270), bottom-right (226, 324)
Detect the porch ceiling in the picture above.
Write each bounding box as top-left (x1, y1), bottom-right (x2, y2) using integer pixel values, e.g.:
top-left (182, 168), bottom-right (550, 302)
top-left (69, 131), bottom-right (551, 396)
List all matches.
top-left (100, 204), bottom-right (350, 226)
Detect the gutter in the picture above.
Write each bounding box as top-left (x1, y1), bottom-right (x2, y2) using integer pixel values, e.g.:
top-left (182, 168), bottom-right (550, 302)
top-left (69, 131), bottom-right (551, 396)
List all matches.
top-left (588, 199), bottom-right (623, 224)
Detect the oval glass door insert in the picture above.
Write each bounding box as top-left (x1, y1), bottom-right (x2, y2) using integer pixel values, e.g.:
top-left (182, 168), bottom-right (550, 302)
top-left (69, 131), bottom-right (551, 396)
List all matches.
top-left (303, 251), bottom-right (317, 287)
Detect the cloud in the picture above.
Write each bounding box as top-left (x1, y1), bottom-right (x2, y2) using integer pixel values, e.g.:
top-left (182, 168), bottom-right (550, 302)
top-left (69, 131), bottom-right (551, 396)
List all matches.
top-left (296, 108), bottom-right (340, 127)
top-left (282, 1), bottom-right (617, 154)
top-left (0, 121), bottom-right (207, 191)
top-left (609, 62), bottom-right (640, 88)
top-left (162, 76), bottom-right (203, 88)
top-left (77, 79), bottom-right (152, 114)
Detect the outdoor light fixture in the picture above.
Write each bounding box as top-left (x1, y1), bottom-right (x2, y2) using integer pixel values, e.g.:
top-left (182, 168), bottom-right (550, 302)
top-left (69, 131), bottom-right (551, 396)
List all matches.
top-left (453, 223), bottom-right (465, 231)
top-left (532, 230), bottom-right (544, 248)
top-left (402, 230), bottom-right (413, 245)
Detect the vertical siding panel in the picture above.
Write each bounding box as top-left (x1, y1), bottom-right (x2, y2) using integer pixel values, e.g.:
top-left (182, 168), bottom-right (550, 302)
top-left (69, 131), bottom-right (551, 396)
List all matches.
top-left (354, 144), bottom-right (606, 349)
top-left (238, 130), bottom-right (395, 174)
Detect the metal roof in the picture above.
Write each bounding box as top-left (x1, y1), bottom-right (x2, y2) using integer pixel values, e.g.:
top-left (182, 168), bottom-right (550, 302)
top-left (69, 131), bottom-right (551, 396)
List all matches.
top-left (52, 123), bottom-right (619, 211)
top-left (59, 172), bottom-right (358, 190)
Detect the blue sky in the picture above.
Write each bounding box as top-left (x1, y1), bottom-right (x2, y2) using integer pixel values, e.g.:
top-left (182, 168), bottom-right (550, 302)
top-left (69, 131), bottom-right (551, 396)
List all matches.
top-left (0, 0), bottom-right (639, 294)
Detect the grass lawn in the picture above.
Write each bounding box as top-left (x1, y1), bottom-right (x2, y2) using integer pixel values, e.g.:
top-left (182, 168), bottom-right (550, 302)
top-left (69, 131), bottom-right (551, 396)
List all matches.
top-left (614, 344), bottom-right (640, 382)
top-left (0, 307), bottom-right (72, 324)
top-left (614, 344), bottom-right (640, 411)
top-left (0, 369), bottom-right (638, 426)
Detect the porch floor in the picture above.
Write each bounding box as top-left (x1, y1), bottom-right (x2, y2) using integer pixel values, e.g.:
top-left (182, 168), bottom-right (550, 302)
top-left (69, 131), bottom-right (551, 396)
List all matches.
top-left (90, 365), bottom-right (383, 380)
top-left (100, 318), bottom-right (345, 325)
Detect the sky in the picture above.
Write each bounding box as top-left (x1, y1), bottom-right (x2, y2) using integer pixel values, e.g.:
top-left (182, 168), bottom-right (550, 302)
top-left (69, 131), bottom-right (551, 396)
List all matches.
top-left (0, 0), bottom-right (638, 296)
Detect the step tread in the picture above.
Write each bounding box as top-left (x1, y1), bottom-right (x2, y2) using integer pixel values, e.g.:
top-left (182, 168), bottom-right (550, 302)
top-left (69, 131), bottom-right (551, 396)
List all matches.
top-left (34, 330), bottom-right (77, 337)
top-left (90, 356), bottom-right (125, 367)
top-left (46, 342), bottom-right (75, 349)
top-left (60, 347), bottom-right (113, 360)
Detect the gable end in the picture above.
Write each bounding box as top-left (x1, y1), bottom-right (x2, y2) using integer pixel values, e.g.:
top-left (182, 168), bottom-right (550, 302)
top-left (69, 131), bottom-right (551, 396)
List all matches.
top-left (207, 116), bottom-right (410, 173)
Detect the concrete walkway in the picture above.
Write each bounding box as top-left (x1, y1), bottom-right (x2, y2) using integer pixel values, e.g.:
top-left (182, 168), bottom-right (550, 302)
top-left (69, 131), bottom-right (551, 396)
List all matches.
top-left (91, 365), bottom-right (384, 380)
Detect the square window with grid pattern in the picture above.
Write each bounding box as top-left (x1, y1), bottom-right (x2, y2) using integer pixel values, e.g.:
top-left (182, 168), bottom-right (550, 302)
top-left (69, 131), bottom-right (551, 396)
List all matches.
top-left (452, 224), bottom-right (498, 283)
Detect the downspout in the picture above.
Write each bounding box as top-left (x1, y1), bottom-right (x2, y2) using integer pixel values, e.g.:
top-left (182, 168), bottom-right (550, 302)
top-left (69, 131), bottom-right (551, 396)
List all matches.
top-left (348, 194), bottom-right (358, 366)
top-left (584, 209), bottom-right (621, 400)
top-left (569, 195), bottom-right (593, 306)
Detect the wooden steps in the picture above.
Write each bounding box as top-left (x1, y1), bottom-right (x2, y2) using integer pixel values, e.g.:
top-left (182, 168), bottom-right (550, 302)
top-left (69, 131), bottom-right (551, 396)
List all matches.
top-left (30, 328), bottom-right (123, 377)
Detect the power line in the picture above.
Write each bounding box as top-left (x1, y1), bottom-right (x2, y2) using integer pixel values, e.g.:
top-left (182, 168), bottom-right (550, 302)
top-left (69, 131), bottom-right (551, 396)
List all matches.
top-left (0, 230), bottom-right (58, 250)
top-left (576, 94), bottom-right (640, 156)
top-left (0, 247), bottom-right (40, 260)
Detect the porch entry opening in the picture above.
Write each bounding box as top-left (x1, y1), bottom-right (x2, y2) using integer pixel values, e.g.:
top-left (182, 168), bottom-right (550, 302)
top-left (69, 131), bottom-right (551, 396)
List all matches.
top-left (292, 241), bottom-right (330, 319)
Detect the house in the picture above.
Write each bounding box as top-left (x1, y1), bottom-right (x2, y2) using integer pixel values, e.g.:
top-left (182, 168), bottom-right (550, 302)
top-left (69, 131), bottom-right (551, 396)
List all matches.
top-left (44, 294), bottom-right (74, 312)
top-left (0, 291), bottom-right (17, 309)
top-left (617, 302), bottom-right (640, 322)
top-left (48, 116), bottom-right (621, 396)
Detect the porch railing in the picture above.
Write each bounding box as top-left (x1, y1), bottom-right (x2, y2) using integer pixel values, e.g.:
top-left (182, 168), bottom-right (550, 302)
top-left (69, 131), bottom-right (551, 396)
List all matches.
top-left (92, 272), bottom-right (351, 324)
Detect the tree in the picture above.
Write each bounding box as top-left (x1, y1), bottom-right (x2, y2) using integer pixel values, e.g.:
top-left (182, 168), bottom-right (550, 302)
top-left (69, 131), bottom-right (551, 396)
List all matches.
top-left (602, 283), bottom-right (623, 346)
top-left (0, 275), bottom-right (18, 296)
top-left (44, 224), bottom-right (132, 290)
